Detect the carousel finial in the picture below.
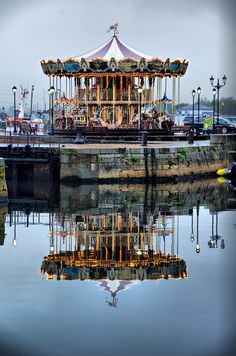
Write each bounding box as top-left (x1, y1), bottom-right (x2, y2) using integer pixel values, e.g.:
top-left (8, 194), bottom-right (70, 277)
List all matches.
top-left (107, 23), bottom-right (119, 37)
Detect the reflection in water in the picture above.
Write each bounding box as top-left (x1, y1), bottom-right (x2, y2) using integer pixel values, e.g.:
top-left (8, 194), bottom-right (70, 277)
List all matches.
top-left (41, 211), bottom-right (188, 306)
top-left (0, 178), bottom-right (235, 355)
top-left (3, 178), bottom-right (233, 308)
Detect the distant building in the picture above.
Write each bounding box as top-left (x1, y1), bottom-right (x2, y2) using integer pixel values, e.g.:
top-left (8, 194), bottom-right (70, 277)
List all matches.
top-left (177, 104), bottom-right (212, 118)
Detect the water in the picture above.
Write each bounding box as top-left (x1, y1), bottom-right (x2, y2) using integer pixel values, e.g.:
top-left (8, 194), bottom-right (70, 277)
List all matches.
top-left (0, 179), bottom-right (235, 356)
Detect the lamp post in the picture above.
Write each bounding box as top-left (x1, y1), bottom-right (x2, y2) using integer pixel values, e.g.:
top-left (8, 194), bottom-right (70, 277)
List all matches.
top-left (197, 87), bottom-right (201, 131)
top-left (192, 90), bottom-right (196, 126)
top-left (212, 88), bottom-right (216, 133)
top-left (48, 86), bottom-right (55, 135)
top-left (138, 85), bottom-right (142, 130)
top-left (210, 75), bottom-right (227, 125)
top-left (12, 86), bottom-right (17, 134)
top-left (30, 85), bottom-right (35, 118)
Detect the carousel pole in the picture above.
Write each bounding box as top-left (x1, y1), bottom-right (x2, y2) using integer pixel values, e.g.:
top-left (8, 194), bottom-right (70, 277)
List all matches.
top-left (159, 78), bottom-right (162, 116)
top-left (149, 77), bottom-right (152, 104)
top-left (106, 74), bottom-right (108, 101)
top-left (112, 76), bottom-right (115, 129)
top-left (128, 77), bottom-right (131, 126)
top-left (86, 77), bottom-right (89, 126)
top-left (172, 77), bottom-right (176, 117)
top-left (177, 77), bottom-right (180, 125)
top-left (156, 76), bottom-right (159, 105)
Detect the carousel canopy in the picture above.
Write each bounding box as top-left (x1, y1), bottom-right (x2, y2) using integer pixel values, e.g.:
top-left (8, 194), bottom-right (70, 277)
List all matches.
top-left (40, 27), bottom-right (189, 77)
top-left (75, 35), bottom-right (153, 61)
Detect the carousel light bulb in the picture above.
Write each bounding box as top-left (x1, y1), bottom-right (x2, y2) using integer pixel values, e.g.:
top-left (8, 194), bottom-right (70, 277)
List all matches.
top-left (138, 85), bottom-right (142, 94)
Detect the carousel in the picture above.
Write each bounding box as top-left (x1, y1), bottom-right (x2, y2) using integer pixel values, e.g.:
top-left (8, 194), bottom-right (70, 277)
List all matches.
top-left (40, 24), bottom-right (188, 131)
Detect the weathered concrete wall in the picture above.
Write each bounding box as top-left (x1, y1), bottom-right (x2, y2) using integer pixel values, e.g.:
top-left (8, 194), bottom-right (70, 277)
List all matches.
top-left (60, 144), bottom-right (228, 182)
top-left (0, 158), bottom-right (8, 199)
top-left (59, 179), bottom-right (234, 214)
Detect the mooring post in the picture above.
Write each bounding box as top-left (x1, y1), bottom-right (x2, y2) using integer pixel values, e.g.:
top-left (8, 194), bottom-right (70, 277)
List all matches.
top-left (141, 131), bottom-right (148, 146)
top-left (74, 129), bottom-right (84, 144)
top-left (188, 127), bottom-right (194, 144)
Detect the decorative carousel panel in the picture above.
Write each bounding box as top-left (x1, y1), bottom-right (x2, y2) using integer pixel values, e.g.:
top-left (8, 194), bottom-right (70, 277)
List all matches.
top-left (63, 60), bottom-right (81, 73)
top-left (180, 61), bottom-right (188, 75)
top-left (89, 59), bottom-right (109, 72)
top-left (108, 57), bottom-right (117, 72)
top-left (147, 59), bottom-right (165, 73)
top-left (169, 60), bottom-right (181, 74)
top-left (118, 59), bottom-right (138, 73)
top-left (41, 60), bottom-right (59, 75)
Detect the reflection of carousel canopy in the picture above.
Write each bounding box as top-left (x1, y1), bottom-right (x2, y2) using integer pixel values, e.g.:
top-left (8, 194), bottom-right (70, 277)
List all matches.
top-left (41, 253), bottom-right (188, 281)
top-left (40, 34), bottom-right (188, 77)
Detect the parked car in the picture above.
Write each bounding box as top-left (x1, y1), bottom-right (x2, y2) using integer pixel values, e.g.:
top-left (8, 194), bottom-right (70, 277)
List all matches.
top-left (224, 117), bottom-right (236, 125)
top-left (183, 117), bottom-right (206, 134)
top-left (184, 116), bottom-right (236, 134)
top-left (207, 118), bottom-right (236, 134)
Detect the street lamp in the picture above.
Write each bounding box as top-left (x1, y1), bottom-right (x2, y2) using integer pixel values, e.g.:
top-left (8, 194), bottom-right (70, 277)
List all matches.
top-left (30, 85), bottom-right (35, 118)
top-left (138, 85), bottom-right (142, 130)
top-left (12, 86), bottom-right (17, 134)
top-left (212, 88), bottom-right (217, 132)
top-left (192, 90), bottom-right (196, 126)
top-left (209, 75), bottom-right (227, 125)
top-left (48, 86), bottom-right (55, 135)
top-left (197, 87), bottom-right (201, 131)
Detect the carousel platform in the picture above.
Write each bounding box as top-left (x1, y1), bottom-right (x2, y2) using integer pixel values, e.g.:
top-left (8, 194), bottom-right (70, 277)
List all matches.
top-left (52, 127), bottom-right (209, 142)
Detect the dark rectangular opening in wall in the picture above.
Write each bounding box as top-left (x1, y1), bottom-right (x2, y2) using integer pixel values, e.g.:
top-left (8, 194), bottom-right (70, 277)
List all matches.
top-left (17, 164), bottom-right (34, 197)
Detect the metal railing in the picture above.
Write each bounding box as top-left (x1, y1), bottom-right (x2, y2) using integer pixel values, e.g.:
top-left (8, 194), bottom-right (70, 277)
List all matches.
top-left (0, 130), bottom-right (62, 149)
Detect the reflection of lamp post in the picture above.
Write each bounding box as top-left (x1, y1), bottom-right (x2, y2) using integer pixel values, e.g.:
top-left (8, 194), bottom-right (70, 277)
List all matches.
top-left (195, 203), bottom-right (200, 253)
top-left (138, 85), bottom-right (142, 130)
top-left (197, 87), bottom-right (201, 130)
top-left (12, 86), bottom-right (17, 134)
top-left (191, 90), bottom-right (196, 126)
top-left (208, 212), bottom-right (224, 248)
top-left (48, 212), bottom-right (55, 254)
top-left (12, 210), bottom-right (17, 247)
top-left (210, 75), bottom-right (227, 125)
top-left (48, 86), bottom-right (55, 135)
top-left (212, 88), bottom-right (217, 133)
top-left (190, 208), bottom-right (194, 242)
top-left (208, 213), bottom-right (216, 248)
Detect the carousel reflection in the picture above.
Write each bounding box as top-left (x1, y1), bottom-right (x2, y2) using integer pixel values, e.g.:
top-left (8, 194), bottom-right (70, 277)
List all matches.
top-left (41, 211), bottom-right (188, 306)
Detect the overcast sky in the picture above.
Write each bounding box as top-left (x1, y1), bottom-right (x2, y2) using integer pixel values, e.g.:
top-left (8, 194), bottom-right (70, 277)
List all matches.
top-left (0, 0), bottom-right (235, 110)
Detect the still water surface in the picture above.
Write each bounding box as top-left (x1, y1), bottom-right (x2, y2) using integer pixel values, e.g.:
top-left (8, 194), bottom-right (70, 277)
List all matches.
top-left (0, 179), bottom-right (235, 356)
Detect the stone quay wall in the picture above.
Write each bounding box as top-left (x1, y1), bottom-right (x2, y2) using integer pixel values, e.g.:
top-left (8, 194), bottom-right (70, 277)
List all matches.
top-left (60, 143), bottom-right (230, 182)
